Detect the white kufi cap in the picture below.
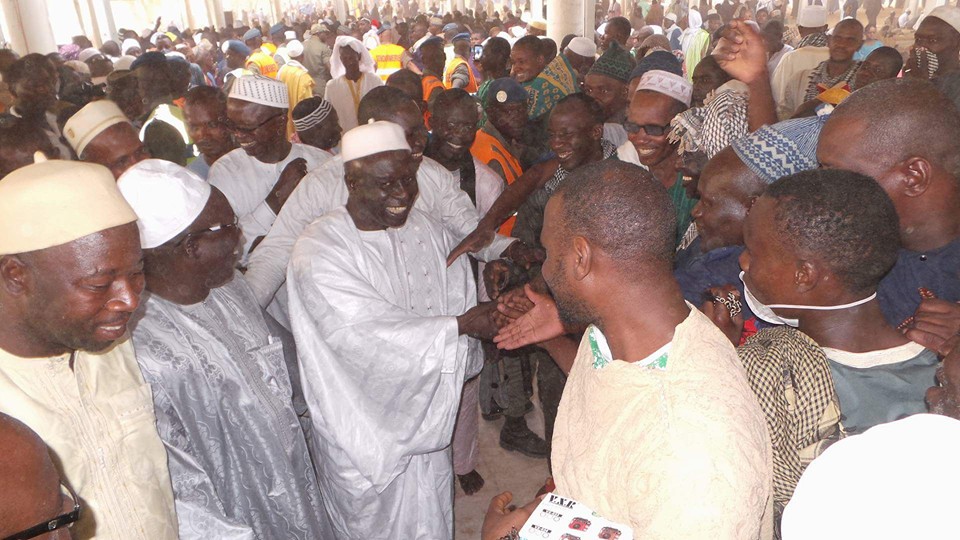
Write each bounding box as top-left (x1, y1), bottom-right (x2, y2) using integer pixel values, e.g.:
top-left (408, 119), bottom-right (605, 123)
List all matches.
top-left (341, 120), bottom-right (410, 163)
top-left (117, 159), bottom-right (212, 249)
top-left (0, 159), bottom-right (137, 255)
top-left (63, 99), bottom-right (131, 157)
top-left (637, 69), bottom-right (693, 107)
top-left (566, 36), bottom-right (597, 58)
top-left (228, 74), bottom-right (290, 109)
top-left (286, 39), bottom-right (304, 58)
top-left (797, 5), bottom-right (828, 27)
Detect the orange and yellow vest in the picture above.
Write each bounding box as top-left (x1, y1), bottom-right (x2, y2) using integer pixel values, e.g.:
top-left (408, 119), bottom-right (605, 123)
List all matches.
top-left (471, 128), bottom-right (523, 236)
top-left (443, 56), bottom-right (478, 93)
top-left (371, 43), bottom-right (405, 81)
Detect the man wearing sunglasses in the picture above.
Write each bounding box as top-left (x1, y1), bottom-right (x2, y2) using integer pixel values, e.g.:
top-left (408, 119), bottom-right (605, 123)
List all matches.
top-left (0, 412), bottom-right (80, 540)
top-left (208, 74), bottom-right (333, 259)
top-left (617, 69), bottom-right (697, 248)
top-left (118, 159), bottom-right (334, 539)
top-left (0, 160), bottom-right (178, 539)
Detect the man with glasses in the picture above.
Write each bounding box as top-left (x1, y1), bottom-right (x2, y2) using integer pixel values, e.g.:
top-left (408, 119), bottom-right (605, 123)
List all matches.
top-left (118, 159), bottom-right (334, 539)
top-left (617, 69), bottom-right (697, 247)
top-left (208, 74), bottom-right (332, 259)
top-left (0, 412), bottom-right (81, 540)
top-left (0, 159), bottom-right (178, 539)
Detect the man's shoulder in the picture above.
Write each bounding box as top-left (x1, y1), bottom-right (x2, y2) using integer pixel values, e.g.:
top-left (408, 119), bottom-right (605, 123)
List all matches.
top-left (208, 148), bottom-right (250, 175)
top-left (291, 142), bottom-right (333, 167)
top-left (292, 207), bottom-right (354, 259)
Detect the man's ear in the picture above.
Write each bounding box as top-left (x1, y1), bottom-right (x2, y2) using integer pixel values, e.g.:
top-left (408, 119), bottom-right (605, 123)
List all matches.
top-left (571, 236), bottom-right (593, 281)
top-left (0, 255), bottom-right (31, 296)
top-left (895, 156), bottom-right (934, 198)
top-left (795, 259), bottom-right (820, 294)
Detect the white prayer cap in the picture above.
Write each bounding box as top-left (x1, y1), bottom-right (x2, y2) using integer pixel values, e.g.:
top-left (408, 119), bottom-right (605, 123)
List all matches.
top-left (650, 25), bottom-right (664, 35)
top-left (79, 47), bottom-right (103, 63)
top-left (636, 69), bottom-right (693, 107)
top-left (117, 159), bottom-right (211, 249)
top-left (0, 159), bottom-right (137, 255)
top-left (228, 74), bottom-right (290, 109)
top-left (797, 5), bottom-right (828, 27)
top-left (64, 60), bottom-right (91, 77)
top-left (510, 26), bottom-right (526, 38)
top-left (341, 120), bottom-right (410, 163)
top-left (928, 6), bottom-right (960, 35)
top-left (566, 36), bottom-right (597, 58)
top-left (665, 12), bottom-right (678, 22)
top-left (284, 30), bottom-right (297, 40)
top-left (497, 31), bottom-right (512, 40)
top-left (783, 414), bottom-right (960, 540)
top-left (529, 18), bottom-right (547, 31)
top-left (114, 55), bottom-right (136, 70)
top-left (286, 39), bottom-right (304, 58)
top-left (63, 99), bottom-right (130, 157)
top-left (121, 38), bottom-right (141, 55)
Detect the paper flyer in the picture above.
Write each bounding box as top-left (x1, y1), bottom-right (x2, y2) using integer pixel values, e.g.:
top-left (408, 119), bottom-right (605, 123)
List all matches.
top-left (519, 493), bottom-right (634, 540)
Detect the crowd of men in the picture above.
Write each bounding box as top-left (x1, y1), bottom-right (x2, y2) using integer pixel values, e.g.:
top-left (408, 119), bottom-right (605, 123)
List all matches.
top-left (1, 0), bottom-right (960, 539)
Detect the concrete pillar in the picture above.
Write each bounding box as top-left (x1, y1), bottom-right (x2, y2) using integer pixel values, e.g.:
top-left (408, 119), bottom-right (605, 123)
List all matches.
top-left (456, 0), bottom-right (466, 12)
top-left (547, 0), bottom-right (589, 42)
top-left (530, 0), bottom-right (543, 18)
top-left (1, 0), bottom-right (57, 54)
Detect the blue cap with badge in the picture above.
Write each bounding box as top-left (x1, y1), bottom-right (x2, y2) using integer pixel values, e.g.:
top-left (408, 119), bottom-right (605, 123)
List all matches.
top-left (485, 77), bottom-right (528, 107)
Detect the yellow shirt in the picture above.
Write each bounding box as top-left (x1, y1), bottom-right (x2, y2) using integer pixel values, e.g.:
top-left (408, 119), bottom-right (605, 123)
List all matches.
top-left (0, 340), bottom-right (178, 539)
top-left (371, 43), bottom-right (405, 81)
top-left (278, 61), bottom-right (316, 139)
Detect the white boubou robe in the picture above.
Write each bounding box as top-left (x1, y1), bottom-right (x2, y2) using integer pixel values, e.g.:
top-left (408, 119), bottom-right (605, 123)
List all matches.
top-left (288, 207), bottom-right (482, 540)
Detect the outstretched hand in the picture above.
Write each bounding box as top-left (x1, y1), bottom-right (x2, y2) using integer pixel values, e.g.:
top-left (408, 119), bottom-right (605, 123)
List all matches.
top-left (447, 224), bottom-right (496, 266)
top-left (712, 19), bottom-right (769, 84)
top-left (494, 284), bottom-right (564, 350)
top-left (481, 492), bottom-right (540, 540)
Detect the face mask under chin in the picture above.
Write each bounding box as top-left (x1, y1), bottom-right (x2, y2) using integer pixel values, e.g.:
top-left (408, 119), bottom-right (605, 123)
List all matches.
top-left (739, 271), bottom-right (878, 328)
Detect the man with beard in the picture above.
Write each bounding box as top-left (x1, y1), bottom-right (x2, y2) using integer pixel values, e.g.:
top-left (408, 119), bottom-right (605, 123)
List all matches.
top-left (119, 159), bottom-right (334, 539)
top-left (0, 159), bottom-right (178, 539)
top-left (208, 75), bottom-right (332, 258)
top-left (183, 86), bottom-right (237, 179)
top-left (287, 120), bottom-right (496, 539)
top-left (509, 158), bottom-right (772, 536)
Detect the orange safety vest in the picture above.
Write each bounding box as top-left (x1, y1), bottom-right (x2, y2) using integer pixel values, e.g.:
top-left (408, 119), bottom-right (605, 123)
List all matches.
top-left (471, 128), bottom-right (523, 236)
top-left (443, 56), bottom-right (478, 93)
top-left (422, 74), bottom-right (445, 130)
top-left (247, 51), bottom-right (279, 79)
top-left (371, 43), bottom-right (405, 81)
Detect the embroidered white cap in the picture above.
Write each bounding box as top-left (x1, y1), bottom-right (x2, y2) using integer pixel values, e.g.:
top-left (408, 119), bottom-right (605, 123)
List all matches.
top-left (798, 5), bottom-right (828, 27)
top-left (228, 74), bottom-right (290, 109)
top-left (636, 69), bottom-right (693, 107)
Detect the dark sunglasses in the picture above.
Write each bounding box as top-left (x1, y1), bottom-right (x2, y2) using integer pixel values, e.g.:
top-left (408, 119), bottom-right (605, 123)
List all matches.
top-left (622, 121), bottom-right (672, 137)
top-left (3, 483), bottom-right (81, 540)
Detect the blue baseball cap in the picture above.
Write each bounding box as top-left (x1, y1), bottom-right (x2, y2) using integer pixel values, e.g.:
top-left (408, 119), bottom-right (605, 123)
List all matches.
top-left (485, 77), bottom-right (528, 107)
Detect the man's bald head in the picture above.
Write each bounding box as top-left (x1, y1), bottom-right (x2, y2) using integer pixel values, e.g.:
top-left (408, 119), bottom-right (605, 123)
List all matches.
top-left (358, 85), bottom-right (419, 124)
top-left (0, 413), bottom-right (67, 539)
top-left (554, 159), bottom-right (676, 269)
top-left (822, 78), bottom-right (960, 181)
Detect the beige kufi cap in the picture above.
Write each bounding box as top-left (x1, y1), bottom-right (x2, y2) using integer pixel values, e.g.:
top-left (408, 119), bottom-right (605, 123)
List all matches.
top-left (341, 120), bottom-right (410, 163)
top-left (228, 74), bottom-right (290, 109)
top-left (63, 100), bottom-right (130, 157)
top-left (0, 160), bottom-right (137, 255)
top-left (118, 159), bottom-right (212, 249)
top-left (566, 36), bottom-right (597, 58)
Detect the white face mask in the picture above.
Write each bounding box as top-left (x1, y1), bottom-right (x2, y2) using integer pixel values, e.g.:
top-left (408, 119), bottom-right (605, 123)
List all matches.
top-left (739, 272), bottom-right (878, 328)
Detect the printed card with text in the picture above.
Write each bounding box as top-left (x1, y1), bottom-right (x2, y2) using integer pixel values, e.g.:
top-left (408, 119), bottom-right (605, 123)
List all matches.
top-left (519, 493), bottom-right (634, 540)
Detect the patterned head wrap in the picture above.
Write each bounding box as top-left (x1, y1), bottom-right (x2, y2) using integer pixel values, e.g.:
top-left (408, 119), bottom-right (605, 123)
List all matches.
top-left (669, 80), bottom-right (750, 159)
top-left (293, 98), bottom-right (334, 131)
top-left (587, 42), bottom-right (635, 83)
top-left (732, 115), bottom-right (829, 184)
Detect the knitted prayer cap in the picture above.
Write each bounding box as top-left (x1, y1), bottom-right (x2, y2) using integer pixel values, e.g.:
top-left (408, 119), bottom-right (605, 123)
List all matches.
top-left (732, 114), bottom-right (829, 184)
top-left (630, 49), bottom-right (682, 81)
top-left (228, 74), bottom-right (289, 109)
top-left (636, 69), bottom-right (693, 107)
top-left (587, 41), bottom-right (636, 83)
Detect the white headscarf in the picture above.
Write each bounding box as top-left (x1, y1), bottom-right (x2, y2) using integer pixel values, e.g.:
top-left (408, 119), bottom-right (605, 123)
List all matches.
top-left (330, 36), bottom-right (375, 79)
top-left (680, 8), bottom-right (704, 55)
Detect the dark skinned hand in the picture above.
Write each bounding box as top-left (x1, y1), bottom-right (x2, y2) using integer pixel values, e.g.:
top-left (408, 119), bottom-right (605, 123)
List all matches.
top-left (447, 223), bottom-right (497, 266)
top-left (712, 19), bottom-right (769, 84)
top-left (494, 284), bottom-right (564, 350)
top-left (458, 301), bottom-right (501, 341)
top-left (503, 241), bottom-right (546, 270)
top-left (483, 259), bottom-right (513, 300)
top-left (903, 298), bottom-right (960, 356)
top-left (492, 286), bottom-right (536, 329)
top-left (481, 491), bottom-right (541, 540)
top-left (700, 285), bottom-right (745, 346)
top-left (267, 157), bottom-right (308, 214)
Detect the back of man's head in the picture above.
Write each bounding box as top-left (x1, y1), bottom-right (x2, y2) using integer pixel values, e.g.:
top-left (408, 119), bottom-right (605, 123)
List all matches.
top-left (358, 85), bottom-right (416, 123)
top-left (555, 159), bottom-right (675, 269)
top-left (828, 78), bottom-right (960, 181)
top-left (0, 413), bottom-right (64, 538)
top-left (765, 169), bottom-right (901, 295)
